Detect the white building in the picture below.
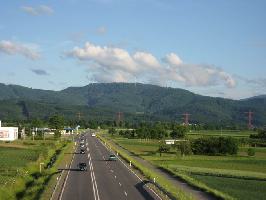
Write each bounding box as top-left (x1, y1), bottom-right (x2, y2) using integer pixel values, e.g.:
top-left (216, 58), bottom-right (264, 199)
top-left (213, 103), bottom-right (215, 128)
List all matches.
top-left (0, 121), bottom-right (18, 141)
top-left (165, 139), bottom-right (188, 145)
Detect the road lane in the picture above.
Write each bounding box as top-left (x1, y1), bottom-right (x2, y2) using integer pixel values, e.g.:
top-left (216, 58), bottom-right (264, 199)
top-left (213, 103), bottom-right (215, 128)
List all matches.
top-left (60, 140), bottom-right (94, 200)
top-left (87, 133), bottom-right (161, 200)
top-left (60, 131), bottom-right (162, 200)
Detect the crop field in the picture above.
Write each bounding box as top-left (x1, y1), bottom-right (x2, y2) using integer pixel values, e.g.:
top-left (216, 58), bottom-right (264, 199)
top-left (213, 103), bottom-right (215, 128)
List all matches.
top-left (105, 131), bottom-right (266, 200)
top-left (188, 130), bottom-right (253, 139)
top-left (0, 140), bottom-right (62, 200)
top-left (191, 175), bottom-right (266, 200)
top-left (0, 146), bottom-right (40, 185)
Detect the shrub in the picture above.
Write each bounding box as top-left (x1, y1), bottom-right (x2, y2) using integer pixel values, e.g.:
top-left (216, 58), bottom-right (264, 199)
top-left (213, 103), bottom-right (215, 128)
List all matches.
top-left (192, 137), bottom-right (238, 155)
top-left (247, 148), bottom-right (255, 156)
top-left (173, 140), bottom-right (192, 156)
top-left (158, 144), bottom-right (170, 157)
top-left (108, 127), bottom-right (116, 135)
top-left (170, 125), bottom-right (188, 139)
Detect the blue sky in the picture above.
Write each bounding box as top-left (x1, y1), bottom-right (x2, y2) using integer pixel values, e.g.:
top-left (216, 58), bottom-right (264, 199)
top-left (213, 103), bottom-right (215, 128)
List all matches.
top-left (0, 0), bottom-right (265, 99)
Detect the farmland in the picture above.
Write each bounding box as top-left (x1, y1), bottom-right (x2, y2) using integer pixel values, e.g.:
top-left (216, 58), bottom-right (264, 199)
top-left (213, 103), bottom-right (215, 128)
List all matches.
top-left (0, 139), bottom-right (71, 200)
top-left (103, 130), bottom-right (266, 200)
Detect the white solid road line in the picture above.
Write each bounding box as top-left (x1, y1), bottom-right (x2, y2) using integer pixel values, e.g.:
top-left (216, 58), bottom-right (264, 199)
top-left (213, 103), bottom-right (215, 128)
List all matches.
top-left (98, 138), bottom-right (163, 200)
top-left (87, 147), bottom-right (100, 200)
top-left (89, 156), bottom-right (96, 200)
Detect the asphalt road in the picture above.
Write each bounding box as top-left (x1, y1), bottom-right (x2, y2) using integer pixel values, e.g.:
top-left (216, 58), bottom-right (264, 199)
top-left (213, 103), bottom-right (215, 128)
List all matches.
top-left (59, 131), bottom-right (162, 200)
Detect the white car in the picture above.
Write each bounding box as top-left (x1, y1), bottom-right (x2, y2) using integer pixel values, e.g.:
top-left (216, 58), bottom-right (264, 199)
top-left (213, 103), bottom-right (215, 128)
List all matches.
top-left (92, 133), bottom-right (96, 137)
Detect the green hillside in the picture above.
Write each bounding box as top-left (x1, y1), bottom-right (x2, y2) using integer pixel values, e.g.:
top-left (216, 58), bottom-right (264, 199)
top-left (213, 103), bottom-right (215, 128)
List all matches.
top-left (0, 83), bottom-right (265, 126)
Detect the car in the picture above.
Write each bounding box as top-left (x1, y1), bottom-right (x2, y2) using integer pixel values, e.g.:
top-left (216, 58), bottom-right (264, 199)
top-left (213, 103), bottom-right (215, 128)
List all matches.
top-left (80, 144), bottom-right (85, 148)
top-left (108, 154), bottom-right (117, 161)
top-left (78, 162), bottom-right (87, 171)
top-left (80, 149), bottom-right (85, 154)
top-left (92, 133), bottom-right (96, 137)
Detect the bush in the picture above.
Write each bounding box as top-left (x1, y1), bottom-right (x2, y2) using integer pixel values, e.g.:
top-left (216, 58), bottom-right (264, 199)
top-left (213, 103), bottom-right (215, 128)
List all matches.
top-left (170, 125), bottom-right (188, 139)
top-left (108, 127), bottom-right (116, 135)
top-left (158, 144), bottom-right (170, 157)
top-left (175, 141), bottom-right (192, 156)
top-left (192, 137), bottom-right (238, 155)
top-left (247, 148), bottom-right (255, 156)
top-left (250, 129), bottom-right (266, 140)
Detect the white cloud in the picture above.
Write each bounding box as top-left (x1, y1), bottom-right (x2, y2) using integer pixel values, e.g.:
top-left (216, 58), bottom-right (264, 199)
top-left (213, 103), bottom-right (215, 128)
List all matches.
top-left (164, 53), bottom-right (183, 66)
top-left (0, 40), bottom-right (40, 60)
top-left (66, 41), bottom-right (236, 88)
top-left (21, 5), bottom-right (54, 16)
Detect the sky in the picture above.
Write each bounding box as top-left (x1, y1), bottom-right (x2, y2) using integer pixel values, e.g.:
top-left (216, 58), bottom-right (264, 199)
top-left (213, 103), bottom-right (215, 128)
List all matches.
top-left (0, 0), bottom-right (266, 99)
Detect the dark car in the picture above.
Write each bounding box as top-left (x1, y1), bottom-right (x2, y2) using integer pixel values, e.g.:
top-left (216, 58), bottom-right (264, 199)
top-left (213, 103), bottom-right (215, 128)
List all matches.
top-left (80, 149), bottom-right (85, 154)
top-left (108, 154), bottom-right (117, 161)
top-left (78, 163), bottom-right (87, 171)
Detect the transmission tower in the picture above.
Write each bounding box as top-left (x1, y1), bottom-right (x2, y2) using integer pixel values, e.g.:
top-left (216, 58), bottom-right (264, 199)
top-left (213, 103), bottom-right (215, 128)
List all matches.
top-left (116, 111), bottom-right (123, 125)
top-left (245, 111), bottom-right (254, 129)
top-left (182, 113), bottom-right (191, 126)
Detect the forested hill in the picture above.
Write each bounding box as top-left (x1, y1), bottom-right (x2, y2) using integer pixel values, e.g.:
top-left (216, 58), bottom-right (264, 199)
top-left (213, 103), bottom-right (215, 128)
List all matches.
top-left (0, 83), bottom-right (265, 126)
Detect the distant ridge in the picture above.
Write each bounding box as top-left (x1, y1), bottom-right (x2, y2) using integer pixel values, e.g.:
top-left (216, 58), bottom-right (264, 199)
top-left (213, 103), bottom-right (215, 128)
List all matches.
top-left (0, 82), bottom-right (265, 126)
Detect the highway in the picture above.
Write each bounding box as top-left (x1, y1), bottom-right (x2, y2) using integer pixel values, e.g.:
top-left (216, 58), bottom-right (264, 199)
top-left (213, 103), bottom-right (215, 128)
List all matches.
top-left (59, 131), bottom-right (162, 200)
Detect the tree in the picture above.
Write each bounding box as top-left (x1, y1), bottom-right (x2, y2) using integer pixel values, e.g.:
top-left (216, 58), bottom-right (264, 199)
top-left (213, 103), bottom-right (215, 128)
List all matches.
top-left (49, 115), bottom-right (65, 138)
top-left (170, 125), bottom-right (188, 139)
top-left (191, 137), bottom-right (238, 155)
top-left (174, 141), bottom-right (192, 156)
top-left (31, 118), bottom-right (44, 128)
top-left (108, 127), bottom-right (116, 136)
top-left (158, 144), bottom-right (170, 157)
top-left (250, 129), bottom-right (266, 140)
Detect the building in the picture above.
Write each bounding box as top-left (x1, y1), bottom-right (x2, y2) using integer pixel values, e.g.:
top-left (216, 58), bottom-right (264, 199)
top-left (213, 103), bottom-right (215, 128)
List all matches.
top-left (165, 139), bottom-right (187, 145)
top-left (0, 121), bottom-right (18, 141)
top-left (61, 127), bottom-right (74, 135)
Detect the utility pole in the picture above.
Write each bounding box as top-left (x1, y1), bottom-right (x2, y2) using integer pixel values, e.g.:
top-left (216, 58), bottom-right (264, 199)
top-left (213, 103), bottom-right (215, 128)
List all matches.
top-left (182, 113), bottom-right (191, 126)
top-left (245, 111), bottom-right (254, 129)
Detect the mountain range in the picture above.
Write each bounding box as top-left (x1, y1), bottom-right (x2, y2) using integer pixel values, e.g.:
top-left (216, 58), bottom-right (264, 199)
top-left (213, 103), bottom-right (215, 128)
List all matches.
top-left (0, 82), bottom-right (265, 127)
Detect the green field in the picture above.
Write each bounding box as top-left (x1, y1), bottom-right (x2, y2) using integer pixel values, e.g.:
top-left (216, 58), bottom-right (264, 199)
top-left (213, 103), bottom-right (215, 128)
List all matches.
top-left (188, 130), bottom-right (254, 139)
top-left (105, 131), bottom-right (266, 200)
top-left (0, 139), bottom-right (69, 200)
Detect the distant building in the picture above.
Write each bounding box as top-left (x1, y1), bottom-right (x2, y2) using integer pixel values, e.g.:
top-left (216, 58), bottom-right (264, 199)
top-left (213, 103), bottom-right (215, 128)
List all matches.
top-left (0, 120), bottom-right (18, 141)
top-left (61, 127), bottom-right (74, 135)
top-left (165, 139), bottom-right (187, 145)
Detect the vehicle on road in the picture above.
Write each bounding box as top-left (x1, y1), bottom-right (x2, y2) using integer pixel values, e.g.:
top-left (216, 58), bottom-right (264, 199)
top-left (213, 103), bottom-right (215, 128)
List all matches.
top-left (92, 133), bottom-right (96, 137)
top-left (108, 154), bottom-right (117, 161)
top-left (78, 163), bottom-right (87, 171)
top-left (80, 149), bottom-right (85, 154)
top-left (80, 144), bottom-right (85, 148)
